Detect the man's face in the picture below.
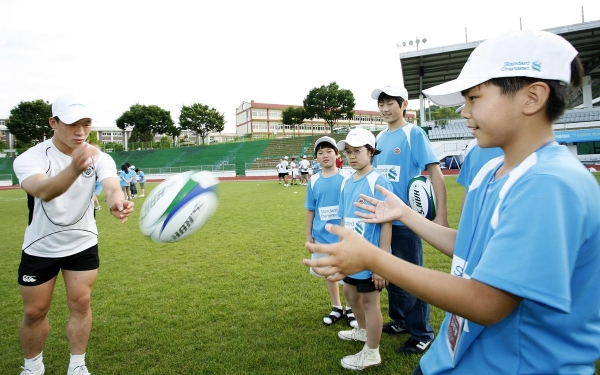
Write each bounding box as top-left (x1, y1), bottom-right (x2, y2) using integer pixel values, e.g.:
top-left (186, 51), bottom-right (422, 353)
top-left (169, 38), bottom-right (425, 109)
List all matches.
top-left (378, 99), bottom-right (404, 124)
top-left (49, 117), bottom-right (93, 155)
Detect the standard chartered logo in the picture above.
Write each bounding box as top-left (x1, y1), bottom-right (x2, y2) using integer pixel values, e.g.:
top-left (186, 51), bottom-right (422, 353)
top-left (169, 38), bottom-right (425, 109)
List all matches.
top-left (22, 275), bottom-right (37, 283)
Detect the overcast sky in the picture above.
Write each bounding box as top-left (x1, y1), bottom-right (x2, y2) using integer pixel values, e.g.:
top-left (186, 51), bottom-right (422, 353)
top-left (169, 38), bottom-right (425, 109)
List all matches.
top-left (1, 0), bottom-right (599, 133)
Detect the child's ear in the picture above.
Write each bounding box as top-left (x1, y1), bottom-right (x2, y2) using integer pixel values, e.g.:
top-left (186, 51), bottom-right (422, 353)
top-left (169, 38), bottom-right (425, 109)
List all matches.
top-left (523, 82), bottom-right (550, 116)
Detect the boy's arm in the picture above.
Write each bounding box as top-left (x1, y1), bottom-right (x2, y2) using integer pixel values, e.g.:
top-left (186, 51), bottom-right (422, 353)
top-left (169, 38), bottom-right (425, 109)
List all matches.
top-left (356, 185), bottom-right (456, 257)
top-left (371, 221), bottom-right (392, 289)
top-left (305, 225), bottom-right (522, 326)
top-left (306, 210), bottom-right (315, 243)
top-left (426, 163), bottom-right (449, 228)
top-left (20, 143), bottom-right (99, 201)
top-left (102, 176), bottom-right (134, 223)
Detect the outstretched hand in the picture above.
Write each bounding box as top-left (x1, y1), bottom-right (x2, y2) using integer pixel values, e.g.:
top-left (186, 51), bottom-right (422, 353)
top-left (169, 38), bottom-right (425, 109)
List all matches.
top-left (353, 184), bottom-right (406, 224)
top-left (303, 224), bottom-right (375, 282)
top-left (110, 200), bottom-right (135, 224)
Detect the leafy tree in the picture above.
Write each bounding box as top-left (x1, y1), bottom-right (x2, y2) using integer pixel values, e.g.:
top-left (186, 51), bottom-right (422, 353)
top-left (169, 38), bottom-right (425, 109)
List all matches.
top-left (303, 82), bottom-right (355, 133)
top-left (178, 103), bottom-right (225, 145)
top-left (87, 130), bottom-right (99, 145)
top-left (7, 99), bottom-right (53, 143)
top-left (282, 106), bottom-right (307, 136)
top-left (116, 104), bottom-right (174, 142)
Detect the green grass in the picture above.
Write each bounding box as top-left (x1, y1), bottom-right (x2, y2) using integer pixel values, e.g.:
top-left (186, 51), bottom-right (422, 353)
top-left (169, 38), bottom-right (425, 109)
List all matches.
top-left (0, 175), bottom-right (599, 374)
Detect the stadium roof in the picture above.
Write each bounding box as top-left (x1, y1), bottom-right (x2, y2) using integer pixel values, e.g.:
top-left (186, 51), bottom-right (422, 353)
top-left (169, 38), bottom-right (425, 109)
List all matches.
top-left (400, 20), bottom-right (600, 101)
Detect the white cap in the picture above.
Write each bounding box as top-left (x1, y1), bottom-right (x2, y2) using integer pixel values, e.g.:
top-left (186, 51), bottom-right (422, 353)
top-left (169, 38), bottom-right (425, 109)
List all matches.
top-left (284, 156), bottom-right (289, 159)
top-left (337, 128), bottom-right (375, 150)
top-left (371, 85), bottom-right (409, 101)
top-left (302, 155), bottom-right (307, 159)
top-left (423, 30), bottom-right (578, 106)
top-left (314, 136), bottom-right (337, 152)
top-left (129, 165), bottom-right (135, 169)
top-left (52, 95), bottom-right (94, 124)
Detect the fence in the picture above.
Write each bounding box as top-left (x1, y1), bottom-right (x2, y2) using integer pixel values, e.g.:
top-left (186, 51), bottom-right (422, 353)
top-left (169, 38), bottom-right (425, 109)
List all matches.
top-left (0, 174), bottom-right (14, 186)
top-left (144, 164), bottom-right (236, 180)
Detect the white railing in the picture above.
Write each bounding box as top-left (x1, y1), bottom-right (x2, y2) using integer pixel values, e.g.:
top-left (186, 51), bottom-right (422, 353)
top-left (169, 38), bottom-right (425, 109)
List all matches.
top-left (0, 174), bottom-right (14, 186)
top-left (145, 164), bottom-right (236, 180)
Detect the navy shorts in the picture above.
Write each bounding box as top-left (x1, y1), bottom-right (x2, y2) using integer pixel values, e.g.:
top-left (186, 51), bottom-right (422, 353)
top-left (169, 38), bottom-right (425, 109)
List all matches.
top-left (18, 245), bottom-right (99, 286)
top-left (343, 276), bottom-right (379, 293)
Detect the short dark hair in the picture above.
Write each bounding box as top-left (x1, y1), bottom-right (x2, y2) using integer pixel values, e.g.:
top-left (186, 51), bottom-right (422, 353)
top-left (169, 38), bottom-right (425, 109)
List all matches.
top-left (377, 92), bottom-right (407, 117)
top-left (314, 141), bottom-right (339, 156)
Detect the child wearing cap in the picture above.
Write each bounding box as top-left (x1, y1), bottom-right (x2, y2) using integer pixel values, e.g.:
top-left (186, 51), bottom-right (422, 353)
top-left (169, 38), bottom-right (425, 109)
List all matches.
top-left (333, 128), bottom-right (392, 370)
top-left (304, 30), bottom-right (600, 374)
top-left (299, 155), bottom-right (310, 186)
top-left (305, 136), bottom-right (356, 328)
top-left (13, 95), bottom-right (134, 375)
top-left (371, 84), bottom-right (447, 354)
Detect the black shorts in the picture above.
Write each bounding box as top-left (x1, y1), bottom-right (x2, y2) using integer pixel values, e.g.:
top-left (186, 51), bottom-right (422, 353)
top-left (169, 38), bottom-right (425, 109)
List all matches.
top-left (278, 172), bottom-right (288, 178)
top-left (18, 245), bottom-right (99, 286)
top-left (343, 276), bottom-right (379, 293)
top-left (300, 171), bottom-right (309, 175)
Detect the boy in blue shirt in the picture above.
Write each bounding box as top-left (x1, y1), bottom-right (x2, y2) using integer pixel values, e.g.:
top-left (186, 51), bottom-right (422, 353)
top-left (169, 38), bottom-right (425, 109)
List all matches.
top-left (305, 136), bottom-right (356, 328)
top-left (371, 84), bottom-right (448, 354)
top-left (304, 30), bottom-right (600, 374)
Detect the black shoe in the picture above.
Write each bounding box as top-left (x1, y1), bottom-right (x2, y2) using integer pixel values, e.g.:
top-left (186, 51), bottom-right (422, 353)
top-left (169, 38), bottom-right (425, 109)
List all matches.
top-left (323, 307), bottom-right (343, 326)
top-left (382, 321), bottom-right (408, 335)
top-left (398, 337), bottom-right (433, 354)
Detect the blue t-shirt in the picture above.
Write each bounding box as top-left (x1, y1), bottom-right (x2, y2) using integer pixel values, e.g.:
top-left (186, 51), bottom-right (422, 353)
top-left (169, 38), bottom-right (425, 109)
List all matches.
top-left (374, 124), bottom-right (438, 225)
top-left (138, 171), bottom-right (145, 183)
top-left (119, 170), bottom-right (132, 187)
top-left (311, 160), bottom-right (320, 174)
top-left (457, 140), bottom-right (503, 188)
top-left (339, 169), bottom-right (392, 280)
top-left (421, 144), bottom-right (600, 374)
top-left (305, 169), bottom-right (350, 244)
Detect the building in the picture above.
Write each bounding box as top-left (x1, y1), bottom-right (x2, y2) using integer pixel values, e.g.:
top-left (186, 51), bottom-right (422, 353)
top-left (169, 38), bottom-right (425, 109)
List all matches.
top-left (235, 100), bottom-right (417, 138)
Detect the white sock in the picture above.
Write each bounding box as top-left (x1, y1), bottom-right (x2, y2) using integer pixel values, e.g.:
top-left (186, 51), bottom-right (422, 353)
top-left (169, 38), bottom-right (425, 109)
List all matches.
top-left (323, 305), bottom-right (343, 324)
top-left (24, 352), bottom-right (43, 371)
top-left (68, 353), bottom-right (86, 372)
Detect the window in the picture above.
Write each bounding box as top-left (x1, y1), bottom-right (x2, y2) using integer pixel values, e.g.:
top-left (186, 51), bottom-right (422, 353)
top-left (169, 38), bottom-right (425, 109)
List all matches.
top-left (252, 109), bottom-right (267, 118)
top-left (269, 110), bottom-right (282, 119)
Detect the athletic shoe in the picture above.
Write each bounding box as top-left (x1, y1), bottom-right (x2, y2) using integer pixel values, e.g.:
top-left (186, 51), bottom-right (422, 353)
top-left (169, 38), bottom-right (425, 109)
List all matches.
top-left (398, 337), bottom-right (433, 354)
top-left (20, 364), bottom-right (44, 375)
top-left (341, 344), bottom-right (381, 370)
top-left (284, 184), bottom-right (289, 187)
top-left (68, 365), bottom-right (91, 375)
top-left (139, 194), bottom-right (145, 197)
top-left (338, 327), bottom-right (367, 342)
top-left (94, 206), bottom-right (101, 211)
top-left (382, 321), bottom-right (407, 335)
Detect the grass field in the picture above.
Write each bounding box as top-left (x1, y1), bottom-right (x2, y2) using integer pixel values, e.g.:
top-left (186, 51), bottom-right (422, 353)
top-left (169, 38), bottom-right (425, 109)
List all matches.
top-left (1, 174), bottom-right (599, 374)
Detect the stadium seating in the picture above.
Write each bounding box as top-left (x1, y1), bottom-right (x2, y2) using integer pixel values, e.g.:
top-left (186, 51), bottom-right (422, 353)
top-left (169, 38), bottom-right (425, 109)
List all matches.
top-left (555, 109), bottom-right (600, 124)
top-left (428, 121), bottom-right (472, 140)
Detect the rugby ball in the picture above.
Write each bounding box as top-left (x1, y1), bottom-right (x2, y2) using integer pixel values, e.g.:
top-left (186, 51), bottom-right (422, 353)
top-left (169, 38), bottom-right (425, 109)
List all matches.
top-left (407, 176), bottom-right (436, 220)
top-left (139, 171), bottom-right (219, 243)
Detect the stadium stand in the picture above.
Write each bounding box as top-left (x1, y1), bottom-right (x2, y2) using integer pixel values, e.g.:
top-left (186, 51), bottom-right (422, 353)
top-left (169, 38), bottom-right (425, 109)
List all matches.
top-left (428, 121), bottom-right (472, 140)
top-left (555, 108), bottom-right (600, 124)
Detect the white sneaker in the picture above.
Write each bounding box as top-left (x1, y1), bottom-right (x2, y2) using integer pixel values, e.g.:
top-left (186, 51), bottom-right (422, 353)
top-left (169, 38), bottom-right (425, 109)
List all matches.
top-left (341, 344), bottom-right (381, 370)
top-left (20, 364), bottom-right (44, 375)
top-left (338, 327), bottom-right (367, 342)
top-left (68, 365), bottom-right (91, 375)
top-left (284, 184), bottom-right (289, 187)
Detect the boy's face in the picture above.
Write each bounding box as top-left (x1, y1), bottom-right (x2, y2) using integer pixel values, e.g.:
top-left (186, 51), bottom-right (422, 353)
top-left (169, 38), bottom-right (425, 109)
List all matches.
top-left (378, 99), bottom-right (404, 124)
top-left (316, 147), bottom-right (337, 169)
top-left (462, 83), bottom-right (521, 149)
top-left (49, 117), bottom-right (93, 155)
top-left (343, 145), bottom-right (372, 171)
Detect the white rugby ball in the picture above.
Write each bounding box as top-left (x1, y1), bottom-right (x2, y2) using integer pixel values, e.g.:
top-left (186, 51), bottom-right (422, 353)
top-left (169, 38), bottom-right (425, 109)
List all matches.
top-left (139, 171), bottom-right (219, 243)
top-left (407, 176), bottom-right (436, 220)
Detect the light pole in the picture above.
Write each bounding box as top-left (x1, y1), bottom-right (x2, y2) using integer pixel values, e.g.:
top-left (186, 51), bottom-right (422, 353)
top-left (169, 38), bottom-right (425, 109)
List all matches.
top-left (397, 37), bottom-right (427, 51)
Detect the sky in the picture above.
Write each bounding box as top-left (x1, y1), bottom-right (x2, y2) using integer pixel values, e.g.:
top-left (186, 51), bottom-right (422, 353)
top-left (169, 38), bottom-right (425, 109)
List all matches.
top-left (1, 0), bottom-right (600, 134)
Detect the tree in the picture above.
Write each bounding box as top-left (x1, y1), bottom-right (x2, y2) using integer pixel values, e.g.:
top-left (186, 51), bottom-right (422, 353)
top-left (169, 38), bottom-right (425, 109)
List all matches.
top-left (7, 99), bottom-right (53, 143)
top-left (116, 104), bottom-right (174, 142)
top-left (303, 82), bottom-right (355, 133)
top-left (281, 106), bottom-right (307, 136)
top-left (178, 103), bottom-right (225, 145)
